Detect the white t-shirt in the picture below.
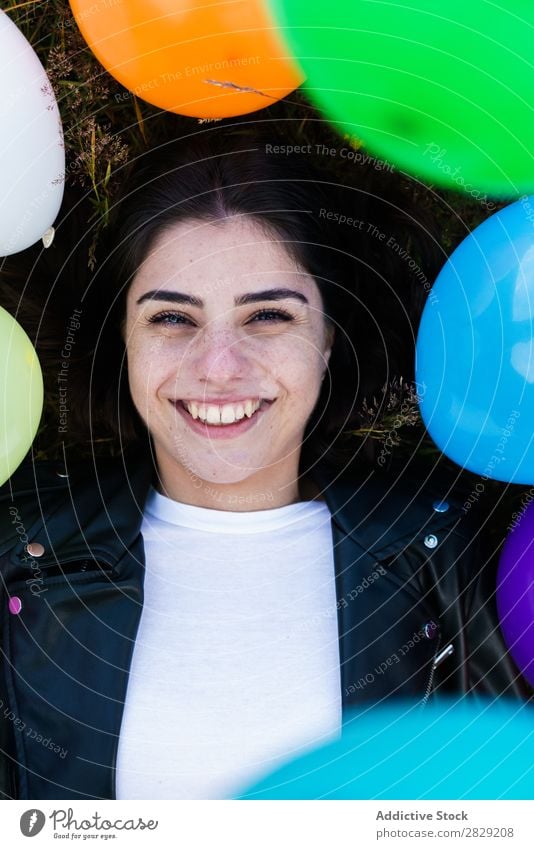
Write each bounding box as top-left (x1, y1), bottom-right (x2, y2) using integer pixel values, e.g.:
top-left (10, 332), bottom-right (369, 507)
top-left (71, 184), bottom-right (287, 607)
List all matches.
top-left (115, 488), bottom-right (342, 800)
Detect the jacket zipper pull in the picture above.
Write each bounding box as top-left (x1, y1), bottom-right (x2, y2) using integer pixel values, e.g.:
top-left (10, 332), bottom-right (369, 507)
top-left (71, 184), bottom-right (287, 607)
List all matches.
top-left (433, 643), bottom-right (454, 668)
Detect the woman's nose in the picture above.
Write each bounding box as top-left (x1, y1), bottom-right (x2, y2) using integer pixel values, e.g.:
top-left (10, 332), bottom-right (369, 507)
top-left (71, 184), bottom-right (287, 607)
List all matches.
top-left (189, 324), bottom-right (248, 383)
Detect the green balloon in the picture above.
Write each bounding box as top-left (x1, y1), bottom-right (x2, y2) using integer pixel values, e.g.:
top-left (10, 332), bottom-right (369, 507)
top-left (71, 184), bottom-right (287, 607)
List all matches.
top-left (270, 0), bottom-right (534, 196)
top-left (0, 306), bottom-right (43, 485)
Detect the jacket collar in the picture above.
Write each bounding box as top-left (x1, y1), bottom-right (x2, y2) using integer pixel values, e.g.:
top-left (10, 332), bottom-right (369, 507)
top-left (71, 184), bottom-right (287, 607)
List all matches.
top-left (1, 449), bottom-right (462, 571)
top-left (310, 456), bottom-right (464, 556)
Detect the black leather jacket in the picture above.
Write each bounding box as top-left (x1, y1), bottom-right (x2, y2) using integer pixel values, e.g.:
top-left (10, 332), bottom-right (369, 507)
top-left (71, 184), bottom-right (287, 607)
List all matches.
top-left (0, 452), bottom-right (530, 799)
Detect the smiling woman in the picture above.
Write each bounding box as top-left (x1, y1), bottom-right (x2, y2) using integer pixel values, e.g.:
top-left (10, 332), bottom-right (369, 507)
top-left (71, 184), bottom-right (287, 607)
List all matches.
top-left (90, 127), bottom-right (376, 486)
top-left (124, 216), bottom-right (335, 507)
top-left (0, 123), bottom-right (530, 802)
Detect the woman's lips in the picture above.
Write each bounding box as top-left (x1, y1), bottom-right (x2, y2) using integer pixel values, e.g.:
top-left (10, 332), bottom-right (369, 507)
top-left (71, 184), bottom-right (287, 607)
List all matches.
top-left (171, 399), bottom-right (274, 439)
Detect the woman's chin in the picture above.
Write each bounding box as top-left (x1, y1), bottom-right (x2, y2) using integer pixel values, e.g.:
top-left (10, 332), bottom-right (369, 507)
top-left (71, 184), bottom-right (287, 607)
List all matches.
top-left (184, 467), bottom-right (265, 487)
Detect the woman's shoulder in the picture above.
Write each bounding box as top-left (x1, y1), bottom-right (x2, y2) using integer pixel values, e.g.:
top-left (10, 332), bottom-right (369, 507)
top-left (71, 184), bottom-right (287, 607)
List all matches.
top-left (0, 451), bottom-right (153, 553)
top-left (316, 453), bottom-right (480, 554)
top-left (0, 454), bottom-right (119, 502)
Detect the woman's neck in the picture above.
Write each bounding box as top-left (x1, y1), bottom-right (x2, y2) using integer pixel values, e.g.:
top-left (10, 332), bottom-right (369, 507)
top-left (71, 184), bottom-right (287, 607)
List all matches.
top-left (153, 465), bottom-right (324, 510)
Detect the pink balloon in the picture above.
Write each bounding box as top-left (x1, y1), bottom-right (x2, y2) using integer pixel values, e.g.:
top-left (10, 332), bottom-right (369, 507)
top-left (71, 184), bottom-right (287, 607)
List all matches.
top-left (497, 501), bottom-right (534, 687)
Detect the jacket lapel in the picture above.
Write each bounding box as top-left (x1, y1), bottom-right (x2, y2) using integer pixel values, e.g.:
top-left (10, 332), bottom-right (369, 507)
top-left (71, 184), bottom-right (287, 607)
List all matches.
top-left (315, 463), bottom-right (448, 709)
top-left (2, 453), bottom-right (152, 799)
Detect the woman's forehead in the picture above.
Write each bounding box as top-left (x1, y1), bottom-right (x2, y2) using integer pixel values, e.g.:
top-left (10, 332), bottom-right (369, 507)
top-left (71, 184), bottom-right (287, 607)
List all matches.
top-left (144, 216), bottom-right (297, 263)
top-left (128, 217), bottom-right (320, 302)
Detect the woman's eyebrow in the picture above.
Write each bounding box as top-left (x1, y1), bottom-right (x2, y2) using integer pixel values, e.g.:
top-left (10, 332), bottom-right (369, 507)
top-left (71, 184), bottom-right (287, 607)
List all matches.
top-left (136, 288), bottom-right (309, 307)
top-left (237, 288), bottom-right (309, 306)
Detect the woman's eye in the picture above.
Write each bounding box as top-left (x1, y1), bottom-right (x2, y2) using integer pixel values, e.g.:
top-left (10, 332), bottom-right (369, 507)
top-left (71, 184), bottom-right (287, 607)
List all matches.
top-left (147, 308), bottom-right (294, 327)
top-left (148, 312), bottom-right (193, 326)
top-left (248, 309), bottom-right (294, 323)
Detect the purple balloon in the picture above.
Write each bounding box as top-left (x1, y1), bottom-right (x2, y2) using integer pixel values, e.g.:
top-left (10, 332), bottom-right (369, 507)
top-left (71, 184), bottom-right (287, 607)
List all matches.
top-left (497, 502), bottom-right (534, 687)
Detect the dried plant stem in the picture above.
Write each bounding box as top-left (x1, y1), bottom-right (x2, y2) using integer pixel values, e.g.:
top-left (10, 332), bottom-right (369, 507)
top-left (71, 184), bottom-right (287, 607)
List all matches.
top-left (4, 0), bottom-right (43, 11)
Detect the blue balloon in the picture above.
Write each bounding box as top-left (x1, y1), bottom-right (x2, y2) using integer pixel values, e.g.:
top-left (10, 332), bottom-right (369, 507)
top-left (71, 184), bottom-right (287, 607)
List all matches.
top-left (235, 699), bottom-right (534, 799)
top-left (416, 196), bottom-right (534, 483)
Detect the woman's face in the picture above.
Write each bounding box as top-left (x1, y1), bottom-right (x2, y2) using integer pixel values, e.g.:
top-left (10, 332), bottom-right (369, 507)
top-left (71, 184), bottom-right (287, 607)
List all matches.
top-left (124, 217), bottom-right (334, 502)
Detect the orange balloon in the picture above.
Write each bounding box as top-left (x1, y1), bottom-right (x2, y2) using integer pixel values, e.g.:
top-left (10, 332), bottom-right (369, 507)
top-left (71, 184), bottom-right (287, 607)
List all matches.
top-left (69, 0), bottom-right (303, 118)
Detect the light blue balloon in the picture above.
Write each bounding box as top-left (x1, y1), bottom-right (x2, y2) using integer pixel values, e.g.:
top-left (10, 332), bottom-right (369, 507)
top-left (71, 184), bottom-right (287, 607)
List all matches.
top-left (235, 698), bottom-right (534, 799)
top-left (416, 196), bottom-right (534, 483)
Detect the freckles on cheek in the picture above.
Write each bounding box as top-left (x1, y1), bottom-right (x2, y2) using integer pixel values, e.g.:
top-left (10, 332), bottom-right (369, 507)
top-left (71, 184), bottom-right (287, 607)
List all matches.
top-left (127, 336), bottom-right (167, 399)
top-left (291, 347), bottom-right (324, 381)
top-left (128, 332), bottom-right (167, 366)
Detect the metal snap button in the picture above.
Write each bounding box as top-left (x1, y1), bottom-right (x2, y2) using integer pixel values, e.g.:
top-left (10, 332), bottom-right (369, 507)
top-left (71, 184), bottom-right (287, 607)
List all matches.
top-left (423, 621), bottom-right (438, 639)
top-left (8, 597), bottom-right (22, 615)
top-left (25, 542), bottom-right (45, 557)
top-left (424, 534), bottom-right (438, 549)
top-left (432, 500), bottom-right (449, 513)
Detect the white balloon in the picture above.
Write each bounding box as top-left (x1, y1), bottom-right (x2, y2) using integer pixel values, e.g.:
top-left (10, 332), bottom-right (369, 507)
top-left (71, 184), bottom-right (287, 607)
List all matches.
top-left (0, 10), bottom-right (65, 257)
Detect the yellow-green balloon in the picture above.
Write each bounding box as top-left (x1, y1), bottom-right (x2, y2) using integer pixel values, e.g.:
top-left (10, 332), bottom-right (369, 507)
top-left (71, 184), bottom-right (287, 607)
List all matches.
top-left (269, 0), bottom-right (534, 197)
top-left (0, 306), bottom-right (43, 485)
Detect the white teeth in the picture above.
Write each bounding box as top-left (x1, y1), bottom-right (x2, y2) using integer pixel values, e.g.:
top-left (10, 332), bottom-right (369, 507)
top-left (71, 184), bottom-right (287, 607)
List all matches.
top-left (221, 403), bottom-right (245, 424)
top-left (206, 405), bottom-right (222, 425)
top-left (183, 398), bottom-right (264, 425)
top-left (220, 405), bottom-right (234, 424)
